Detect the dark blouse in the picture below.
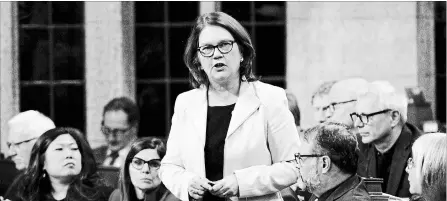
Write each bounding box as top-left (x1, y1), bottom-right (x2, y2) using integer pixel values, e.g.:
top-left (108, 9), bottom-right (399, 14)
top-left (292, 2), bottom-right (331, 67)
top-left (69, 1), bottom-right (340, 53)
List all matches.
top-left (203, 103), bottom-right (235, 201)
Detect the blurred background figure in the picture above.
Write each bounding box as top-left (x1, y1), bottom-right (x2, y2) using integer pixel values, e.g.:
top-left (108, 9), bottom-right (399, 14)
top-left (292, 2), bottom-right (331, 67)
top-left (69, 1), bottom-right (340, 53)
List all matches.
top-left (297, 123), bottom-right (371, 201)
top-left (109, 137), bottom-right (180, 201)
top-left (94, 97), bottom-right (140, 168)
top-left (7, 110), bottom-right (55, 171)
top-left (353, 81), bottom-right (422, 198)
top-left (286, 91), bottom-right (302, 131)
top-left (406, 132), bottom-right (446, 201)
top-left (311, 80), bottom-right (337, 124)
top-left (4, 127), bottom-right (113, 201)
top-left (327, 78), bottom-right (369, 127)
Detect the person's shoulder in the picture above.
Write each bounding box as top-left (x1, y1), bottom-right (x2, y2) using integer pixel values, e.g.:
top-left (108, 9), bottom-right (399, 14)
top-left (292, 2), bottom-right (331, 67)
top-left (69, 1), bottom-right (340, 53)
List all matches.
top-left (107, 189), bottom-right (121, 201)
top-left (162, 190), bottom-right (182, 201)
top-left (404, 122), bottom-right (423, 138)
top-left (90, 185), bottom-right (115, 201)
top-left (173, 87), bottom-right (203, 105)
top-left (348, 175), bottom-right (372, 201)
top-left (251, 81), bottom-right (287, 104)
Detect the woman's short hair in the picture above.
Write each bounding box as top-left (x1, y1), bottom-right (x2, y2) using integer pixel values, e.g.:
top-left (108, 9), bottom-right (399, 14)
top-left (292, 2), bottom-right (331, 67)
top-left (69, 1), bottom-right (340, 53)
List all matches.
top-left (119, 137), bottom-right (167, 201)
top-left (184, 11), bottom-right (257, 88)
top-left (412, 132), bottom-right (446, 201)
top-left (15, 127), bottom-right (103, 201)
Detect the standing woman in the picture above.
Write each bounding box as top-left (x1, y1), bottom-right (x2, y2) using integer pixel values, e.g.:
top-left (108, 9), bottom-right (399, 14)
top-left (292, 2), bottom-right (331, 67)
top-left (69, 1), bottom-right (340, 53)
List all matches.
top-left (406, 132), bottom-right (446, 201)
top-left (159, 11), bottom-right (301, 201)
top-left (108, 137), bottom-right (179, 201)
top-left (3, 127), bottom-right (113, 201)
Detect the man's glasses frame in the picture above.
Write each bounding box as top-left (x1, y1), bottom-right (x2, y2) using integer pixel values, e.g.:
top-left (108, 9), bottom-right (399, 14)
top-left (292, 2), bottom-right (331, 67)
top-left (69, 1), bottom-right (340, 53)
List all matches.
top-left (130, 157), bottom-right (161, 171)
top-left (294, 153), bottom-right (325, 168)
top-left (7, 137), bottom-right (38, 149)
top-left (322, 99), bottom-right (357, 114)
top-left (197, 40), bottom-right (235, 57)
top-left (101, 124), bottom-right (132, 136)
top-left (350, 109), bottom-right (392, 125)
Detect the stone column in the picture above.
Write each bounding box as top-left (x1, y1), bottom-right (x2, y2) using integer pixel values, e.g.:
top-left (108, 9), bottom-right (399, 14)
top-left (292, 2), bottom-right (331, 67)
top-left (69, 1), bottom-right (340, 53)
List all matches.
top-left (416, 2), bottom-right (436, 117)
top-left (0, 2), bottom-right (19, 155)
top-left (85, 2), bottom-right (135, 148)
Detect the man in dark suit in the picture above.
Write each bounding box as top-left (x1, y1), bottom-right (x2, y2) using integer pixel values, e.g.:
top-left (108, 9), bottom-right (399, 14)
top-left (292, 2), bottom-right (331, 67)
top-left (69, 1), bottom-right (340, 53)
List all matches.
top-left (93, 97), bottom-right (139, 168)
top-left (351, 81), bottom-right (422, 198)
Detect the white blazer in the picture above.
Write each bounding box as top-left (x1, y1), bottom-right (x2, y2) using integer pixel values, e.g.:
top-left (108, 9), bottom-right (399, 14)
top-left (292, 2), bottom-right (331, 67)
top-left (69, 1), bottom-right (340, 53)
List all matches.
top-left (159, 81), bottom-right (301, 201)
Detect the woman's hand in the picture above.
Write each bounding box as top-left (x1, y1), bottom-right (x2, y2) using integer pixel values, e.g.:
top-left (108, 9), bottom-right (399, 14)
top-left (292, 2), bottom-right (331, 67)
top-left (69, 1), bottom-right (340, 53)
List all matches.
top-left (0, 196), bottom-right (11, 201)
top-left (210, 174), bottom-right (239, 198)
top-left (188, 176), bottom-right (213, 200)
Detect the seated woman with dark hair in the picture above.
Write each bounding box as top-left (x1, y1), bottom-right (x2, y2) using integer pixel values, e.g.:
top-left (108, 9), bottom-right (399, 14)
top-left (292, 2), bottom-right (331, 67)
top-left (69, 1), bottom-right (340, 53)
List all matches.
top-left (108, 137), bottom-right (179, 201)
top-left (2, 127), bottom-right (113, 201)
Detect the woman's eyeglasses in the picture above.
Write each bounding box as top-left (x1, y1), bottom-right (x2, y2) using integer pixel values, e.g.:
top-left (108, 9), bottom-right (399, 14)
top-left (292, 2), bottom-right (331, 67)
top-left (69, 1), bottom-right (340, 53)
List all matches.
top-left (197, 41), bottom-right (235, 57)
top-left (130, 157), bottom-right (161, 170)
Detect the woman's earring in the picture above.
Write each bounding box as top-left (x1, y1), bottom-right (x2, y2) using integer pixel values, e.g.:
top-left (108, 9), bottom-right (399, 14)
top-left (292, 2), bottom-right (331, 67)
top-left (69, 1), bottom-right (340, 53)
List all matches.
top-left (240, 58), bottom-right (244, 62)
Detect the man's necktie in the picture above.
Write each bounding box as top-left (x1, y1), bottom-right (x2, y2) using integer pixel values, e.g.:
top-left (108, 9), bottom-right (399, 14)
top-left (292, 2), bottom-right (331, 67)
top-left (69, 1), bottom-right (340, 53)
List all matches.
top-left (108, 151), bottom-right (120, 166)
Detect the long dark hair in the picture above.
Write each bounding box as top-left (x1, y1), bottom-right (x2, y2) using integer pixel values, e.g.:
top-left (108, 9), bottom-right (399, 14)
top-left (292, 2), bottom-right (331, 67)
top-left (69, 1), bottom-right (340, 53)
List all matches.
top-left (184, 11), bottom-right (258, 88)
top-left (119, 137), bottom-right (166, 201)
top-left (15, 127), bottom-right (104, 201)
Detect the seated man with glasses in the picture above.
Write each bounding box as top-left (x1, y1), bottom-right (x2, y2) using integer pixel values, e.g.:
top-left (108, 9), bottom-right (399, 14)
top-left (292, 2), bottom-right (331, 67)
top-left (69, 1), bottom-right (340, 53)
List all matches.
top-left (327, 78), bottom-right (369, 127)
top-left (2, 110), bottom-right (55, 196)
top-left (93, 97), bottom-right (139, 168)
top-left (6, 110), bottom-right (55, 171)
top-left (296, 122), bottom-right (371, 201)
top-left (311, 80), bottom-right (338, 124)
top-left (352, 80), bottom-right (422, 199)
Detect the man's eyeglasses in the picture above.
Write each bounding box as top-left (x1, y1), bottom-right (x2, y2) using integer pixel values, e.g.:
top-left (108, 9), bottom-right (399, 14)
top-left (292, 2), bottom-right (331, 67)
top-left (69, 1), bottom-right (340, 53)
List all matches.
top-left (197, 41), bottom-right (235, 57)
top-left (328, 99), bottom-right (357, 112)
top-left (130, 157), bottom-right (161, 170)
top-left (294, 153), bottom-right (325, 168)
top-left (406, 157), bottom-right (415, 170)
top-left (350, 109), bottom-right (392, 125)
top-left (101, 125), bottom-right (132, 136)
top-left (7, 137), bottom-right (38, 149)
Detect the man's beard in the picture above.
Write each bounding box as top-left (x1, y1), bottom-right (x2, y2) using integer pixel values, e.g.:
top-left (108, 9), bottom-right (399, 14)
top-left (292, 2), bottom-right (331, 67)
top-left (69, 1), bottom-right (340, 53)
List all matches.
top-left (301, 169), bottom-right (323, 193)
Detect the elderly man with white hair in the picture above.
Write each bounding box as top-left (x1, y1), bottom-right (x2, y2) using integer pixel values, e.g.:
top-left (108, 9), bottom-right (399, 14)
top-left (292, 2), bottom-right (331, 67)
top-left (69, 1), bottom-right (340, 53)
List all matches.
top-left (351, 80), bottom-right (422, 199)
top-left (326, 78), bottom-right (369, 127)
top-left (7, 110), bottom-right (55, 170)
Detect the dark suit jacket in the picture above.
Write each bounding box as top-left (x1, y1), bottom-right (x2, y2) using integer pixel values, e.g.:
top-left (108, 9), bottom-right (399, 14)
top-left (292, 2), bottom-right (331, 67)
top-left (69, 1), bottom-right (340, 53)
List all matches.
top-left (309, 174), bottom-right (371, 201)
top-left (93, 145), bottom-right (109, 165)
top-left (280, 187), bottom-right (299, 201)
top-left (357, 123), bottom-right (422, 198)
top-left (0, 160), bottom-right (19, 196)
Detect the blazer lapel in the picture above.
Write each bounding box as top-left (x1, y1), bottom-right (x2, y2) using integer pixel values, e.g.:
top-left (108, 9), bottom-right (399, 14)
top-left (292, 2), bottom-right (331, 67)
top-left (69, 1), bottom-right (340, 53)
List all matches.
top-left (386, 126), bottom-right (412, 195)
top-left (191, 87), bottom-right (208, 147)
top-left (226, 81), bottom-right (260, 139)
